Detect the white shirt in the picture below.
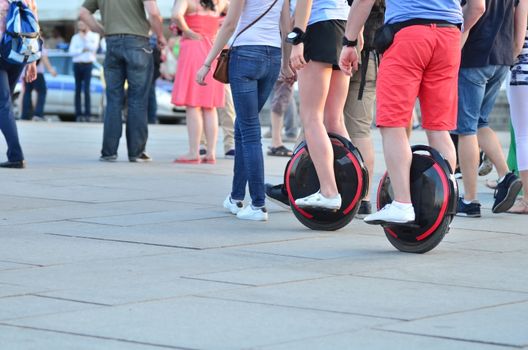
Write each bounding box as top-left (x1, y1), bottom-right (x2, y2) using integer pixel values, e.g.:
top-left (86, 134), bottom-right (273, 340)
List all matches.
top-left (232, 0), bottom-right (285, 48)
top-left (308, 0), bottom-right (349, 26)
top-left (68, 31), bottom-right (100, 63)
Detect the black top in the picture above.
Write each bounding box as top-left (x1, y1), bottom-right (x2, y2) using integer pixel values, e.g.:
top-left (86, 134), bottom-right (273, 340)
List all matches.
top-left (461, 0), bottom-right (518, 68)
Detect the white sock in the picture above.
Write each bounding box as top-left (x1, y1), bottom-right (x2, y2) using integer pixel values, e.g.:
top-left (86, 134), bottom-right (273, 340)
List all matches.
top-left (392, 201), bottom-right (413, 210)
top-left (463, 199), bottom-right (474, 205)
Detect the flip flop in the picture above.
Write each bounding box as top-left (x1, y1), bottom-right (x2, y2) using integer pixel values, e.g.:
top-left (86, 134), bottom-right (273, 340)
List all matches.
top-left (485, 179), bottom-right (498, 190)
top-left (201, 157), bottom-right (216, 164)
top-left (173, 157), bottom-right (201, 164)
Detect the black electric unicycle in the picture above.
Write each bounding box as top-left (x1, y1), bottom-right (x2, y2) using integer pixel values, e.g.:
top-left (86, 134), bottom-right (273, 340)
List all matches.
top-left (377, 145), bottom-right (458, 253)
top-left (284, 133), bottom-right (369, 231)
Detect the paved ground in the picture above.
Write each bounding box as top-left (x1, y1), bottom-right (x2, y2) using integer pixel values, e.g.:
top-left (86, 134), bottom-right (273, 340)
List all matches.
top-left (0, 122), bottom-right (526, 350)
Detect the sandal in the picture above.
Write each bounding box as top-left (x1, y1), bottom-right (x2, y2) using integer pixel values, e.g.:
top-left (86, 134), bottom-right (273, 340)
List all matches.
top-left (173, 156), bottom-right (201, 164)
top-left (267, 145), bottom-right (293, 157)
top-left (507, 198), bottom-right (528, 214)
top-left (201, 157), bottom-right (216, 164)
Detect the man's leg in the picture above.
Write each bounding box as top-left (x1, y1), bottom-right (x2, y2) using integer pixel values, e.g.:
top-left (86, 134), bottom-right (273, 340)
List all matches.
top-left (34, 74), bottom-right (47, 119)
top-left (101, 39), bottom-right (126, 158)
top-left (73, 63), bottom-right (82, 120)
top-left (84, 64), bottom-right (93, 119)
top-left (123, 36), bottom-right (153, 160)
top-left (217, 84), bottom-right (235, 154)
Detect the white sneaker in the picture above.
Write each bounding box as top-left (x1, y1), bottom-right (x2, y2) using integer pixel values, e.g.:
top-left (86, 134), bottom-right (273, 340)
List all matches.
top-left (294, 191), bottom-right (342, 211)
top-left (236, 205), bottom-right (268, 221)
top-left (223, 195), bottom-right (244, 214)
top-left (364, 203), bottom-right (415, 225)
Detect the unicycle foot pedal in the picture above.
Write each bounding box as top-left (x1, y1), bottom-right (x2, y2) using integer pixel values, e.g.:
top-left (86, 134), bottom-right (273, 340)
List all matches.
top-left (381, 222), bottom-right (420, 229)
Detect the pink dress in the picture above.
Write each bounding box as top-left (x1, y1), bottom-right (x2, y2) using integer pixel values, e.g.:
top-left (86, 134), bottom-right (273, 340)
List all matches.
top-left (172, 13), bottom-right (225, 108)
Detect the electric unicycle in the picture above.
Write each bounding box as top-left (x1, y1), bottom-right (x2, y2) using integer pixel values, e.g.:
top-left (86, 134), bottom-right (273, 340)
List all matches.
top-left (284, 133), bottom-right (369, 231)
top-left (377, 145), bottom-right (458, 253)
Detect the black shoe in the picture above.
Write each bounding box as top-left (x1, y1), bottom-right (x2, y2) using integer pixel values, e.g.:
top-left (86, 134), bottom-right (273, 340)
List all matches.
top-left (0, 160), bottom-right (25, 169)
top-left (199, 147), bottom-right (207, 156)
top-left (130, 152), bottom-right (152, 163)
top-left (456, 197), bottom-right (481, 217)
top-left (265, 183), bottom-right (290, 209)
top-left (492, 172), bottom-right (523, 213)
top-left (355, 200), bottom-right (372, 219)
top-left (99, 155), bottom-right (118, 162)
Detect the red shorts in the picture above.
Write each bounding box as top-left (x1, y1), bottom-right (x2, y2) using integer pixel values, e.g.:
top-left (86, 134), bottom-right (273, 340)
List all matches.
top-left (376, 25), bottom-right (461, 130)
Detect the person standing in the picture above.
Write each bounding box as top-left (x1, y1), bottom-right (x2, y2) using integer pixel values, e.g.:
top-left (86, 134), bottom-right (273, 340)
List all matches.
top-left (171, 0), bottom-right (228, 164)
top-left (0, 0), bottom-right (38, 168)
top-left (80, 0), bottom-right (166, 162)
top-left (69, 20), bottom-right (100, 123)
top-left (340, 0), bottom-right (468, 224)
top-left (454, 0), bottom-right (522, 217)
top-left (21, 47), bottom-right (56, 121)
top-left (196, 0), bottom-right (294, 221)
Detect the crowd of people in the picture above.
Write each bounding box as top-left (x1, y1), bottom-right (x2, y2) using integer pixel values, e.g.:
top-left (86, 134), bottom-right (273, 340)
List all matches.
top-left (0, 0), bottom-right (527, 226)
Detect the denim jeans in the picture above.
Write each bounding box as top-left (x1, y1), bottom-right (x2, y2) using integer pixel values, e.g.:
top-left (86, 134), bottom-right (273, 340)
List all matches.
top-left (455, 65), bottom-right (509, 135)
top-left (147, 78), bottom-right (157, 124)
top-left (22, 73), bottom-right (47, 119)
top-left (102, 35), bottom-right (153, 158)
top-left (0, 58), bottom-right (24, 162)
top-left (229, 46), bottom-right (281, 207)
top-left (73, 63), bottom-right (93, 117)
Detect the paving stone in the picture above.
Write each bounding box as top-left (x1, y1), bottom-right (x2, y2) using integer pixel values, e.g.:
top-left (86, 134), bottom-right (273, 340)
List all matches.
top-left (5, 296), bottom-right (388, 350)
top-left (380, 301), bottom-right (528, 347)
top-left (257, 329), bottom-right (515, 350)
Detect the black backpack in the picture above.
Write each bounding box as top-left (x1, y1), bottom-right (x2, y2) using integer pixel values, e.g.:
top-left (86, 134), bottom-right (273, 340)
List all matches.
top-left (348, 0), bottom-right (386, 99)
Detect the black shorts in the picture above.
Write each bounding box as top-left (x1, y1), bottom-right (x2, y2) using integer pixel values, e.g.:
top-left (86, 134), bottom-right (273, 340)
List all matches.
top-left (304, 20), bottom-right (346, 70)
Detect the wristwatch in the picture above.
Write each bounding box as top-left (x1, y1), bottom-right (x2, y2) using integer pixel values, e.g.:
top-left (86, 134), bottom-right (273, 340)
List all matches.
top-left (342, 36), bottom-right (358, 47)
top-left (286, 27), bottom-right (305, 45)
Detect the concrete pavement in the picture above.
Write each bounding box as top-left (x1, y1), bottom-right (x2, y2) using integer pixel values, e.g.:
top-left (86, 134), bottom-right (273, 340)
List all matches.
top-left (0, 121), bottom-right (526, 350)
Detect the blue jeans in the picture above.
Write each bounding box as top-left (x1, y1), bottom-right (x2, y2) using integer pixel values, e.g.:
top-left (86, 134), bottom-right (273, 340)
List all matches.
top-left (147, 78), bottom-right (157, 124)
top-left (73, 63), bottom-right (93, 117)
top-left (229, 46), bottom-right (281, 207)
top-left (0, 59), bottom-right (24, 162)
top-left (22, 73), bottom-right (47, 119)
top-left (102, 35), bottom-right (153, 158)
top-left (455, 65), bottom-right (509, 135)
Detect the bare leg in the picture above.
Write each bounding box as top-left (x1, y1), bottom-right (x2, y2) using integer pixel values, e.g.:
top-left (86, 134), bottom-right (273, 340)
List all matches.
top-left (458, 134), bottom-right (479, 201)
top-left (380, 127), bottom-right (412, 203)
top-left (202, 107), bottom-right (218, 161)
top-left (298, 62), bottom-right (337, 198)
top-left (270, 110), bottom-right (285, 148)
top-left (179, 107), bottom-right (202, 160)
top-left (351, 136), bottom-right (374, 200)
top-left (477, 126), bottom-right (509, 178)
top-left (426, 130), bottom-right (456, 172)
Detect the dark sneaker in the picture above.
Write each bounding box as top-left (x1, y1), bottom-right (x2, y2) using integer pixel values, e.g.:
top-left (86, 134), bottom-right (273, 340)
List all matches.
top-left (199, 146), bottom-right (207, 156)
top-left (224, 149), bottom-right (235, 159)
top-left (129, 152), bottom-right (152, 163)
top-left (492, 172), bottom-right (523, 213)
top-left (265, 183), bottom-right (290, 209)
top-left (456, 197), bottom-right (481, 217)
top-left (355, 200), bottom-right (372, 219)
top-left (0, 160), bottom-right (26, 169)
top-left (100, 155), bottom-right (118, 162)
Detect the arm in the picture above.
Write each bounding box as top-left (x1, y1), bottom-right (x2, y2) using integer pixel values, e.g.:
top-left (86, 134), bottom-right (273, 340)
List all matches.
top-left (144, 0), bottom-right (166, 49)
top-left (280, 0), bottom-right (295, 82)
top-left (171, 0), bottom-right (201, 40)
top-left (461, 0), bottom-right (486, 47)
top-left (41, 55), bottom-right (57, 76)
top-left (514, 0), bottom-right (528, 58)
top-left (195, 0), bottom-right (245, 85)
top-left (79, 7), bottom-right (105, 36)
top-left (289, 0), bottom-right (311, 69)
top-left (339, 0), bottom-right (375, 75)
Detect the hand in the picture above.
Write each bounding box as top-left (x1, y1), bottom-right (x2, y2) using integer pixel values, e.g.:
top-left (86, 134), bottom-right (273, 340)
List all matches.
top-left (158, 36), bottom-right (167, 51)
top-left (169, 21), bottom-right (179, 35)
top-left (196, 64), bottom-right (211, 86)
top-left (25, 63), bottom-right (37, 83)
top-left (183, 30), bottom-right (202, 41)
top-left (280, 64), bottom-right (296, 85)
top-left (290, 44), bottom-right (306, 71)
top-left (339, 46), bottom-right (359, 76)
top-left (50, 68), bottom-right (58, 77)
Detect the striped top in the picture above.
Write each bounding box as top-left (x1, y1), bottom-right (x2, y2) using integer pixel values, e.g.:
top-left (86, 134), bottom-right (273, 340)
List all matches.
top-left (0, 0), bottom-right (37, 39)
top-left (511, 29), bottom-right (528, 86)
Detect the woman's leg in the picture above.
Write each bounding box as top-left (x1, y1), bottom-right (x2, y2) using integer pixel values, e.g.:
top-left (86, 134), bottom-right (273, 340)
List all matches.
top-left (178, 106), bottom-right (202, 160)
top-left (202, 107), bottom-right (218, 161)
top-left (297, 61), bottom-right (337, 198)
top-left (323, 69), bottom-right (350, 138)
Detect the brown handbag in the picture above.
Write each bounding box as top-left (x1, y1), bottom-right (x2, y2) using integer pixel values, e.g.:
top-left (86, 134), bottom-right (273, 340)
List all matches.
top-left (213, 0), bottom-right (279, 84)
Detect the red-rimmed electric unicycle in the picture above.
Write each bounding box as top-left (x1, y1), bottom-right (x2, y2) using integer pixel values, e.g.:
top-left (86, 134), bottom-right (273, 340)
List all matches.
top-left (377, 145), bottom-right (458, 253)
top-left (284, 133), bottom-right (369, 231)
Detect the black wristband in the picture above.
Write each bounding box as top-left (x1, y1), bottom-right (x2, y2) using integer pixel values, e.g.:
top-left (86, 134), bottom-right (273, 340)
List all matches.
top-left (286, 27), bottom-right (305, 45)
top-left (342, 36), bottom-right (358, 47)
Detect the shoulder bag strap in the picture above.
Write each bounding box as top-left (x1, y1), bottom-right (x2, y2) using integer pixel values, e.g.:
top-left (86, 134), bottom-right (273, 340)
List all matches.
top-left (231, 0), bottom-right (279, 47)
